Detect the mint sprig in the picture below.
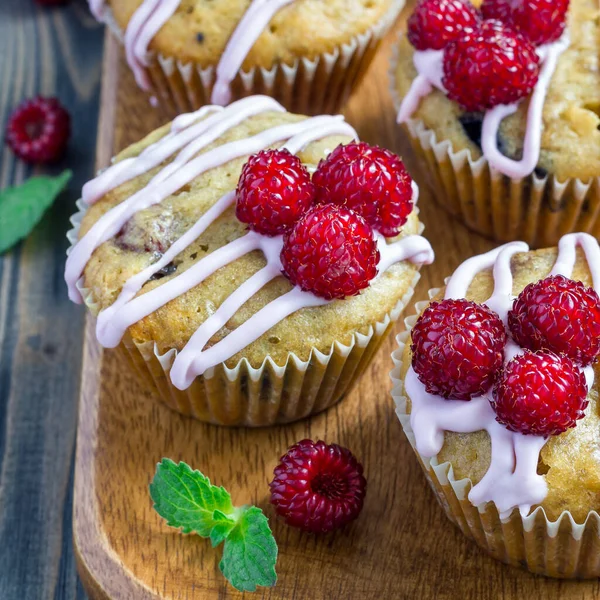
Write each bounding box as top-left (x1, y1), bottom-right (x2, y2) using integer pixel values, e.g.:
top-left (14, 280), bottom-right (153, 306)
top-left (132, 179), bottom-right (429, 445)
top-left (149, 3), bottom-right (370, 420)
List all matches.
top-left (150, 458), bottom-right (278, 592)
top-left (0, 170), bottom-right (72, 255)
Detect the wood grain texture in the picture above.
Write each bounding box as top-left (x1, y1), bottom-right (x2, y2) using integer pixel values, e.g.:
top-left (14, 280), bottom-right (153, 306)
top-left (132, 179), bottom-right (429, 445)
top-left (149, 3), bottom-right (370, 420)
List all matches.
top-left (0, 2), bottom-right (103, 598)
top-left (74, 6), bottom-right (600, 599)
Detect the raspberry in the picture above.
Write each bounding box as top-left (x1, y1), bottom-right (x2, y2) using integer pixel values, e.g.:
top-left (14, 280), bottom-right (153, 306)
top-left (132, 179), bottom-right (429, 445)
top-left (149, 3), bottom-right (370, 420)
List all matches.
top-left (508, 275), bottom-right (600, 366)
top-left (5, 96), bottom-right (71, 164)
top-left (481, 0), bottom-right (515, 21)
top-left (482, 0), bottom-right (569, 45)
top-left (280, 205), bottom-right (379, 300)
top-left (443, 20), bottom-right (540, 112)
top-left (235, 149), bottom-right (315, 236)
top-left (269, 439), bottom-right (367, 534)
top-left (407, 0), bottom-right (481, 51)
top-left (411, 299), bottom-right (507, 400)
top-left (491, 350), bottom-right (588, 436)
top-left (312, 142), bottom-right (413, 237)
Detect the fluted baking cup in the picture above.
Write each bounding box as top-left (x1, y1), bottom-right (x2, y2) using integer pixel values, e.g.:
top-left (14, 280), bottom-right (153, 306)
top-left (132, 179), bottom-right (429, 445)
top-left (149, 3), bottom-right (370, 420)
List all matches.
top-left (68, 199), bottom-right (422, 426)
top-left (102, 0), bottom-right (405, 116)
top-left (390, 292), bottom-right (600, 578)
top-left (389, 42), bottom-right (600, 249)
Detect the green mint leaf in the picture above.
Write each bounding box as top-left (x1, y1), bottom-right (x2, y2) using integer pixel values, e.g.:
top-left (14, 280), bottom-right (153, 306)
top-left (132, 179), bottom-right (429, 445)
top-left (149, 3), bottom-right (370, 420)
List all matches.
top-left (150, 460), bottom-right (278, 592)
top-left (219, 506), bottom-right (278, 592)
top-left (149, 458), bottom-right (234, 536)
top-left (0, 170), bottom-right (72, 254)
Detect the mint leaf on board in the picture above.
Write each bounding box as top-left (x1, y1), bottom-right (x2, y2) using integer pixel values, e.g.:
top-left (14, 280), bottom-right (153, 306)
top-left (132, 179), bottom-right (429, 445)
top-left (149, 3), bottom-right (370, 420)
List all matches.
top-left (0, 170), bottom-right (72, 255)
top-left (220, 506), bottom-right (278, 592)
top-left (150, 458), bottom-right (278, 592)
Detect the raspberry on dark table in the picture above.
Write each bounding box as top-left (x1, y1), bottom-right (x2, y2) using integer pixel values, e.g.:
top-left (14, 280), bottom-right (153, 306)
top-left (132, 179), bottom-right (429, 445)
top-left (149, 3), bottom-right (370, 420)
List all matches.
top-left (5, 96), bottom-right (71, 164)
top-left (269, 439), bottom-right (367, 534)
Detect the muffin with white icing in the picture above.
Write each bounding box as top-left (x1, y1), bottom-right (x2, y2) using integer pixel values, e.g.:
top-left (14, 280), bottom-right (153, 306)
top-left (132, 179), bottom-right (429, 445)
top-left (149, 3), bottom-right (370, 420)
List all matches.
top-left (390, 0), bottom-right (600, 247)
top-left (88, 0), bottom-right (405, 116)
top-left (392, 232), bottom-right (600, 577)
top-left (66, 95), bottom-right (434, 426)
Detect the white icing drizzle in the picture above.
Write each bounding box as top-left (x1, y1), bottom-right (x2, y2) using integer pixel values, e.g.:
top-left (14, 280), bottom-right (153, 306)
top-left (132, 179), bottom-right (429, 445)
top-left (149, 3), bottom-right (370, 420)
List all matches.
top-left (88, 0), bottom-right (296, 104)
top-left (211, 0), bottom-right (295, 106)
top-left (406, 233), bottom-right (600, 518)
top-left (397, 34), bottom-right (570, 179)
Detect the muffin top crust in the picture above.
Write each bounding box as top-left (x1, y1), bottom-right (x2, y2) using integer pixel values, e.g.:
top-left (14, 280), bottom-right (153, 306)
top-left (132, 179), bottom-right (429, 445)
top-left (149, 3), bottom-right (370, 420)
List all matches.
top-left (399, 244), bottom-right (600, 522)
top-left (107, 0), bottom-right (396, 69)
top-left (77, 105), bottom-right (425, 370)
top-left (393, 0), bottom-right (600, 181)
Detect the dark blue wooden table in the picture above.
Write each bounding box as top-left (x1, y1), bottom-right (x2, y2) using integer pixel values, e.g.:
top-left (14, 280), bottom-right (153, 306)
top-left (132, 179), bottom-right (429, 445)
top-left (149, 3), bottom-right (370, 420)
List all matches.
top-left (0, 1), bottom-right (104, 597)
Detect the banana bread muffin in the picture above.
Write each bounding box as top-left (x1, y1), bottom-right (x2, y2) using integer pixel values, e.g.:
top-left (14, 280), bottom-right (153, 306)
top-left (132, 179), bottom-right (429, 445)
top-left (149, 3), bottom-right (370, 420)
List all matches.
top-left (89, 0), bottom-right (405, 115)
top-left (392, 232), bottom-right (600, 577)
top-left (390, 0), bottom-right (600, 247)
top-left (66, 95), bottom-right (434, 426)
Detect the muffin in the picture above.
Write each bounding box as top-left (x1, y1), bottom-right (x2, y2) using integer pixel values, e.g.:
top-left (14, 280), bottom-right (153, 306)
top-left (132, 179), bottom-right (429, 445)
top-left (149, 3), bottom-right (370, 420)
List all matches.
top-left (391, 232), bottom-right (600, 577)
top-left (88, 0), bottom-right (405, 116)
top-left (66, 95), bottom-right (434, 426)
top-left (390, 0), bottom-right (600, 247)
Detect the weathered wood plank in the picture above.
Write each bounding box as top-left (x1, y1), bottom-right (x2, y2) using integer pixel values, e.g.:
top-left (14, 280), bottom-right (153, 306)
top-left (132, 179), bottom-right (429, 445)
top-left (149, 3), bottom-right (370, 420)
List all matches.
top-left (0, 1), bottom-right (103, 598)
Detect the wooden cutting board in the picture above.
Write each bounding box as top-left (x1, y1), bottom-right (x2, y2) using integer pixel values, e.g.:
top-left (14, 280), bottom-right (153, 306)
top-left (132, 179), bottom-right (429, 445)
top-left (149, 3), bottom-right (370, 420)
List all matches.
top-left (72, 6), bottom-right (600, 599)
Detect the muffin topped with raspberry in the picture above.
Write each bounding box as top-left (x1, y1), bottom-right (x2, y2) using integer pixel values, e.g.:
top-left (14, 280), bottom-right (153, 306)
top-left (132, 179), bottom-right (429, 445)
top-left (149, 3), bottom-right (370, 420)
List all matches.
top-left (393, 233), bottom-right (600, 576)
top-left (66, 96), bottom-right (433, 425)
top-left (394, 0), bottom-right (599, 181)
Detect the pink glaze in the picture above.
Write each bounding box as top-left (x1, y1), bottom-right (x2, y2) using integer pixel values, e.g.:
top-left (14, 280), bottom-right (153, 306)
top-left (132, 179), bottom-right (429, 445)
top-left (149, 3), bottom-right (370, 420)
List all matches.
top-left (405, 233), bottom-right (600, 518)
top-left (66, 99), bottom-right (340, 303)
top-left (397, 35), bottom-right (570, 179)
top-left (211, 0), bottom-right (295, 105)
top-left (90, 0), bottom-right (296, 103)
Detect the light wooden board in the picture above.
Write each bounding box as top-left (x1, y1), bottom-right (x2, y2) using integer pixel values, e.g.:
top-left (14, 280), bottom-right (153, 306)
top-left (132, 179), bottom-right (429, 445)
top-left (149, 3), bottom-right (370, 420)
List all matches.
top-left (73, 7), bottom-right (600, 599)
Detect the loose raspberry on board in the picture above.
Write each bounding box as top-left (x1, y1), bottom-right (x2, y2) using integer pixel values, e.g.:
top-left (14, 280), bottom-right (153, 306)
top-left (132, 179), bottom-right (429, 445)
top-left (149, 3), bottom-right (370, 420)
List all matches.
top-left (269, 439), bottom-right (367, 534)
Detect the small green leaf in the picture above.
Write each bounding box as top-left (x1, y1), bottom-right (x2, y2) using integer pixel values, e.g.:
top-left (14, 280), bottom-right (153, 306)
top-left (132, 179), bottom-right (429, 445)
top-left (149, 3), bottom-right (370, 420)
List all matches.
top-left (0, 170), bottom-right (72, 254)
top-left (149, 458), bottom-right (234, 536)
top-left (219, 506), bottom-right (278, 592)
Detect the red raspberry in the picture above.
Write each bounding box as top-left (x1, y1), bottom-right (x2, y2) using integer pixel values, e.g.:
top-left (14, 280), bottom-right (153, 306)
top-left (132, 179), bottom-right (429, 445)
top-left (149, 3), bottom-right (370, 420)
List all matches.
top-left (481, 0), bottom-right (515, 21)
top-left (5, 96), bottom-right (71, 164)
top-left (269, 439), bottom-right (367, 534)
top-left (280, 205), bottom-right (379, 300)
top-left (482, 0), bottom-right (569, 45)
top-left (443, 20), bottom-right (540, 112)
top-left (407, 0), bottom-right (481, 51)
top-left (312, 142), bottom-right (413, 237)
top-left (508, 275), bottom-right (600, 366)
top-left (491, 350), bottom-right (588, 436)
top-left (235, 149), bottom-right (315, 236)
top-left (411, 299), bottom-right (507, 400)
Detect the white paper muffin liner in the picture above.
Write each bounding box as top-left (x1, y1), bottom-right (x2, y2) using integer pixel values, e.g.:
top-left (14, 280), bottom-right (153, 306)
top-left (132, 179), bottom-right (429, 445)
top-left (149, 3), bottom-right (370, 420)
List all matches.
top-left (390, 290), bottom-right (600, 578)
top-left (101, 0), bottom-right (405, 116)
top-left (389, 38), bottom-right (600, 249)
top-left (68, 199), bottom-right (422, 427)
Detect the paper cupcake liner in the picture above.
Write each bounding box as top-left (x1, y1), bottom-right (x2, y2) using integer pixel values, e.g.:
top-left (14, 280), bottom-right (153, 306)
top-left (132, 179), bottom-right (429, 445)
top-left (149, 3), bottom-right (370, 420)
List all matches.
top-left (390, 291), bottom-right (600, 578)
top-left (102, 0), bottom-right (405, 116)
top-left (389, 41), bottom-right (600, 249)
top-left (68, 199), bottom-right (422, 427)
